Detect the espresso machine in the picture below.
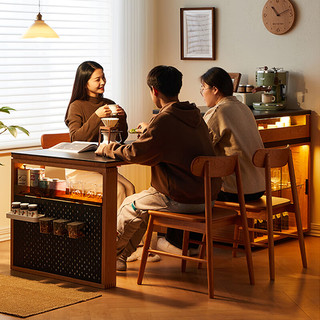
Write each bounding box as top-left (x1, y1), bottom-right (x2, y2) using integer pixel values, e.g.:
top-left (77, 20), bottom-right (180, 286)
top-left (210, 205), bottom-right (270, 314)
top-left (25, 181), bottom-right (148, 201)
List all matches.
top-left (252, 66), bottom-right (288, 111)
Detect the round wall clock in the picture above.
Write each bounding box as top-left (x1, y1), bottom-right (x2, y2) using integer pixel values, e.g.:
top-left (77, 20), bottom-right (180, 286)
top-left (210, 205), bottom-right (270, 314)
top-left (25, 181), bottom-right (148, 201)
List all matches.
top-left (262, 0), bottom-right (296, 35)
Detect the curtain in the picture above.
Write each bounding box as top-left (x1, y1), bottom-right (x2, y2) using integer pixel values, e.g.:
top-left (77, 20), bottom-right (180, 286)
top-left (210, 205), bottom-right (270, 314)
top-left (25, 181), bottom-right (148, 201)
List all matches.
top-left (111, 0), bottom-right (155, 131)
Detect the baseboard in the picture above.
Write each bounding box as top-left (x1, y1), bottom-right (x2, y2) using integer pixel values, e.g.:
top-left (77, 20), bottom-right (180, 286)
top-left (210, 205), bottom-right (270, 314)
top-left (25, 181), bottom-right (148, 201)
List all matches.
top-left (0, 227), bottom-right (10, 242)
top-left (308, 223), bottom-right (320, 237)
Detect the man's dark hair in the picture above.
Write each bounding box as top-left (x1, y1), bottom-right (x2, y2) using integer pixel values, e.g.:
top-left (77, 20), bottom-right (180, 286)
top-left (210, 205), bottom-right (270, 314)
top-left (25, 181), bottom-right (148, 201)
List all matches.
top-left (200, 67), bottom-right (233, 97)
top-left (147, 65), bottom-right (182, 97)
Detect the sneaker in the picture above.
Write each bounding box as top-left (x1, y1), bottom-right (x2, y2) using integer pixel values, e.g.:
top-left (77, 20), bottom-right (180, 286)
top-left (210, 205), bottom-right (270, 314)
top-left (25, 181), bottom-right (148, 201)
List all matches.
top-left (127, 246), bottom-right (161, 262)
top-left (157, 237), bottom-right (182, 255)
top-left (157, 237), bottom-right (200, 256)
top-left (116, 257), bottom-right (127, 271)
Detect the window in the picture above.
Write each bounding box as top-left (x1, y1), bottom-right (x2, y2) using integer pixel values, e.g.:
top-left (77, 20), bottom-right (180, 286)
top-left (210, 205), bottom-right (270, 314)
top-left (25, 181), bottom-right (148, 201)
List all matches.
top-left (0, 0), bottom-right (112, 150)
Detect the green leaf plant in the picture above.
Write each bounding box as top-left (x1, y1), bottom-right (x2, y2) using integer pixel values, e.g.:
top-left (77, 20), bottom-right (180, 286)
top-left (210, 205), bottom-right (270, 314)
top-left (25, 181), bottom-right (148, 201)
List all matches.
top-left (0, 106), bottom-right (30, 165)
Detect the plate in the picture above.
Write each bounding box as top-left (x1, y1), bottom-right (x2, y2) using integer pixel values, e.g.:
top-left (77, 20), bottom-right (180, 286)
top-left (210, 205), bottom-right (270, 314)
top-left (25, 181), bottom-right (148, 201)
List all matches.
top-left (252, 102), bottom-right (286, 111)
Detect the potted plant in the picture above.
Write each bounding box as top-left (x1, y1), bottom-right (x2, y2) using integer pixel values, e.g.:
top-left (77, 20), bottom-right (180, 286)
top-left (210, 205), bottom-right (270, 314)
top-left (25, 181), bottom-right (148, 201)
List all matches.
top-left (0, 106), bottom-right (29, 165)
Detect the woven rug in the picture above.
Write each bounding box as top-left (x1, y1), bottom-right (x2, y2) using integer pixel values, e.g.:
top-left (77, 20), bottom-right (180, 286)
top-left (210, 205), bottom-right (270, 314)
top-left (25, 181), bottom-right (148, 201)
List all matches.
top-left (0, 274), bottom-right (102, 318)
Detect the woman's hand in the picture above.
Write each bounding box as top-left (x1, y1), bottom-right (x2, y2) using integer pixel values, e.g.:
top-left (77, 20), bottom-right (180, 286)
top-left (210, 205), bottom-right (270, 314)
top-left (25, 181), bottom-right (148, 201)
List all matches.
top-left (115, 105), bottom-right (126, 116)
top-left (95, 105), bottom-right (112, 118)
top-left (95, 143), bottom-right (107, 156)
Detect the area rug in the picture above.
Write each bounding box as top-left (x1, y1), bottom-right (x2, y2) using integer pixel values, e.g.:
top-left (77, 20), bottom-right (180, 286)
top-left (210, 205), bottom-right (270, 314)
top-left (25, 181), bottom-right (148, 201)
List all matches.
top-left (0, 274), bottom-right (102, 318)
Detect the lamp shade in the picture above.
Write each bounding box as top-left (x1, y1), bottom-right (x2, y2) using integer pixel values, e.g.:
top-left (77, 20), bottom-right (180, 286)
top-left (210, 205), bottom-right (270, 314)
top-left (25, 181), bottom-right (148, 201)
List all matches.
top-left (22, 13), bottom-right (59, 39)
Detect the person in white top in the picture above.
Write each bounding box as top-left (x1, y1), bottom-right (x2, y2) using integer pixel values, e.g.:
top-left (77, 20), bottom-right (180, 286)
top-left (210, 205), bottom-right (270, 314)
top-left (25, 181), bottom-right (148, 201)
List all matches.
top-left (163, 67), bottom-right (265, 252)
top-left (201, 67), bottom-right (265, 200)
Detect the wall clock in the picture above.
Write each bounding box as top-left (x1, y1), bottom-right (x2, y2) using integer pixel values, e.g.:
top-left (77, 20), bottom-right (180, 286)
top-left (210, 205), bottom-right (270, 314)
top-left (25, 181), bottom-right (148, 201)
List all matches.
top-left (262, 0), bottom-right (295, 35)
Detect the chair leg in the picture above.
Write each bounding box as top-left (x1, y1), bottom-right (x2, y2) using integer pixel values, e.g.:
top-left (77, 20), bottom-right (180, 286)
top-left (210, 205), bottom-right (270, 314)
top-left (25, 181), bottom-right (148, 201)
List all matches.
top-left (181, 231), bottom-right (190, 272)
top-left (206, 233), bottom-right (214, 299)
top-left (267, 216), bottom-right (275, 281)
top-left (232, 225), bottom-right (240, 258)
top-left (238, 218), bottom-right (255, 285)
top-left (288, 150), bottom-right (307, 268)
top-left (294, 207), bottom-right (308, 268)
top-left (137, 216), bottom-right (154, 285)
top-left (198, 234), bottom-right (206, 269)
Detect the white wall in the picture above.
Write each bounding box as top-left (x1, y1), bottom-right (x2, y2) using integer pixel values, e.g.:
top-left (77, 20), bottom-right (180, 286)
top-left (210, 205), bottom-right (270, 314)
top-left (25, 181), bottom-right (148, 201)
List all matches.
top-left (154, 0), bottom-right (320, 232)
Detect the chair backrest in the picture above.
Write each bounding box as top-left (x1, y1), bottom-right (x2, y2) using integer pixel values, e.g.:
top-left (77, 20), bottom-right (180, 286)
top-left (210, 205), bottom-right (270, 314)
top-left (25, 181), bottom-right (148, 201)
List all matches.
top-left (252, 146), bottom-right (299, 211)
top-left (191, 155), bottom-right (246, 219)
top-left (253, 146), bottom-right (290, 169)
top-left (41, 133), bottom-right (71, 149)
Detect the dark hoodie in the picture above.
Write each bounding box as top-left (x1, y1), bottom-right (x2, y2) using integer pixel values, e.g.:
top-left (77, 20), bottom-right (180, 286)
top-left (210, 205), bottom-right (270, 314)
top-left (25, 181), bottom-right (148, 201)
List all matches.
top-left (100, 101), bottom-right (221, 203)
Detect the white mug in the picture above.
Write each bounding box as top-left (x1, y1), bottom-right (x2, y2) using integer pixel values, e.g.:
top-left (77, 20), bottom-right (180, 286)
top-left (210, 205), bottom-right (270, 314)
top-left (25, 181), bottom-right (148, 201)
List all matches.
top-left (108, 104), bottom-right (118, 115)
top-left (262, 93), bottom-right (276, 103)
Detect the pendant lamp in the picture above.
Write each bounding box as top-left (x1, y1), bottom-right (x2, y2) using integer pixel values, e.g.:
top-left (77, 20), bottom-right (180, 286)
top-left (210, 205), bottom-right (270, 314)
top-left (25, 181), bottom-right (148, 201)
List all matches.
top-left (22, 1), bottom-right (59, 39)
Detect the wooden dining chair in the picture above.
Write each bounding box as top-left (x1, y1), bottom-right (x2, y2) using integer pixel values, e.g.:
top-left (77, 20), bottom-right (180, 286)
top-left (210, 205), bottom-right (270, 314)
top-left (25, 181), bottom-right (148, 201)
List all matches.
top-left (137, 155), bottom-right (254, 299)
top-left (216, 146), bottom-right (307, 281)
top-left (41, 133), bottom-right (71, 149)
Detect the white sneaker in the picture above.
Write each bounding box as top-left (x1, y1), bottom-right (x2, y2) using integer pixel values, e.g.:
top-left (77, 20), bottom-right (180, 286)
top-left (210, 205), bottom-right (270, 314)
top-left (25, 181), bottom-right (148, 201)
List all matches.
top-left (157, 237), bottom-right (200, 256)
top-left (157, 237), bottom-right (182, 255)
top-left (127, 246), bottom-right (161, 262)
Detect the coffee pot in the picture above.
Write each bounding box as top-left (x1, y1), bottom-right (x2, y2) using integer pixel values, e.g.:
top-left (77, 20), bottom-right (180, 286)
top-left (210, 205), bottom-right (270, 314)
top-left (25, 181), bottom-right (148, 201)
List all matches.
top-left (253, 66), bottom-right (288, 111)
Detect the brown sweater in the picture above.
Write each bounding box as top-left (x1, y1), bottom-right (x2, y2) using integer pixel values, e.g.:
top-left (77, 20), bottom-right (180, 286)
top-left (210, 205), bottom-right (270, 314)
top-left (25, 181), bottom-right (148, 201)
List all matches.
top-left (99, 101), bottom-right (221, 204)
top-left (65, 96), bottom-right (128, 142)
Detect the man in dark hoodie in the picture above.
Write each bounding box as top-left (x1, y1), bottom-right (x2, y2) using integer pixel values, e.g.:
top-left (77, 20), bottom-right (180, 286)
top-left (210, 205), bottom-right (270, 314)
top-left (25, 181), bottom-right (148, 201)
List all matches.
top-left (95, 65), bottom-right (221, 271)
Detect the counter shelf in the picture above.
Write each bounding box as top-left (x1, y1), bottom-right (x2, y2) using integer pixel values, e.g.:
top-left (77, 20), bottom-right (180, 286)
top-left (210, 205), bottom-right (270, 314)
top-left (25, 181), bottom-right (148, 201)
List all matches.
top-left (6, 212), bottom-right (45, 223)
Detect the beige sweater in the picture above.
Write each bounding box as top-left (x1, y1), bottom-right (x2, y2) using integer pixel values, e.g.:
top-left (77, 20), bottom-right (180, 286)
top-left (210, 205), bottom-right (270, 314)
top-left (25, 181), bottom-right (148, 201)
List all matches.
top-left (203, 96), bottom-right (265, 194)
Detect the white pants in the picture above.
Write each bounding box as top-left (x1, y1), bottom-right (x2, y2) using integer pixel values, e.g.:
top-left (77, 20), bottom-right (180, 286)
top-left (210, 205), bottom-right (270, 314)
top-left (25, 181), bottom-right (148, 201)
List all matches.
top-left (116, 186), bottom-right (206, 258)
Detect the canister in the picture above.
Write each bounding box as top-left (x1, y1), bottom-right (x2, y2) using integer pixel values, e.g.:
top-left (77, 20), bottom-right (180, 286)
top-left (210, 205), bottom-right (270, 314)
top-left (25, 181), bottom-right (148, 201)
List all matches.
top-left (67, 221), bottom-right (85, 239)
top-left (50, 179), bottom-right (67, 197)
top-left (39, 217), bottom-right (54, 234)
top-left (53, 219), bottom-right (70, 236)
top-left (237, 85), bottom-right (246, 93)
top-left (20, 203), bottom-right (29, 216)
top-left (30, 168), bottom-right (45, 195)
top-left (11, 202), bottom-right (21, 215)
top-left (28, 203), bottom-right (38, 218)
top-left (246, 85), bottom-right (254, 93)
top-left (17, 166), bottom-right (30, 193)
top-left (39, 177), bottom-right (50, 197)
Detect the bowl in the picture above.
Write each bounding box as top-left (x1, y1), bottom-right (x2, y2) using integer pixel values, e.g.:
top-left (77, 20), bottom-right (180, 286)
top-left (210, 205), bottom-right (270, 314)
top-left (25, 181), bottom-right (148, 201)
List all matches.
top-left (101, 117), bottom-right (119, 128)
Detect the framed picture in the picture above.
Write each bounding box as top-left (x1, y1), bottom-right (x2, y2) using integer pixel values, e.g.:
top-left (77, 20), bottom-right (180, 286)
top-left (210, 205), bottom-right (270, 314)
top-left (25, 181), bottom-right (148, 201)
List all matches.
top-left (180, 7), bottom-right (215, 60)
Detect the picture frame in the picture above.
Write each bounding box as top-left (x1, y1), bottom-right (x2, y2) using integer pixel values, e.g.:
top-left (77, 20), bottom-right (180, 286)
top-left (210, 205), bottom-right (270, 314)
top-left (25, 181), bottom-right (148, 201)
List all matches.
top-left (180, 7), bottom-right (215, 60)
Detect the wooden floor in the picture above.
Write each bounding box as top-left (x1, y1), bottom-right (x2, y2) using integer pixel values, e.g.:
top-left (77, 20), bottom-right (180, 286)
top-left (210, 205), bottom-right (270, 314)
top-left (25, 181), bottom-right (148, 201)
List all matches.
top-left (0, 236), bottom-right (319, 320)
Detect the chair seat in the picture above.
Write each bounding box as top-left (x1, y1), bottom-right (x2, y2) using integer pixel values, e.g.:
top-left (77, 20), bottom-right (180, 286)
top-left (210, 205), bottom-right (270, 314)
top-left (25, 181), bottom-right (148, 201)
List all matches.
top-left (149, 207), bottom-right (239, 234)
top-left (216, 195), bottom-right (291, 211)
top-left (149, 207), bottom-right (238, 223)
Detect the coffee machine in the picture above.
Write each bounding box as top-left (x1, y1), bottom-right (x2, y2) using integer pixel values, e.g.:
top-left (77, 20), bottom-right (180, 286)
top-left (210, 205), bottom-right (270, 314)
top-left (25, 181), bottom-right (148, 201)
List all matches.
top-left (252, 66), bottom-right (288, 111)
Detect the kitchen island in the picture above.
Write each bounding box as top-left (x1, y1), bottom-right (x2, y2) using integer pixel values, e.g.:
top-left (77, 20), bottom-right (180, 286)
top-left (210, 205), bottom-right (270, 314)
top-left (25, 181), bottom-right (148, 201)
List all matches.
top-left (10, 148), bottom-right (125, 289)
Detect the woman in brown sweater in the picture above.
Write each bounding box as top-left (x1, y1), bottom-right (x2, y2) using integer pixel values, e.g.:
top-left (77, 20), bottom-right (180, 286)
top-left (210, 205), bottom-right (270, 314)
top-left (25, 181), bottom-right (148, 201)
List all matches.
top-left (65, 61), bottom-right (134, 207)
top-left (65, 61), bottom-right (128, 142)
